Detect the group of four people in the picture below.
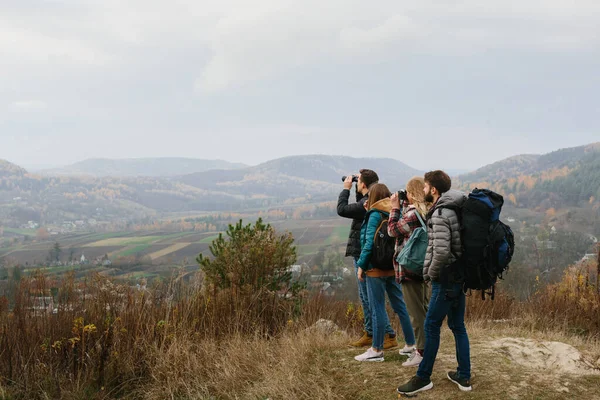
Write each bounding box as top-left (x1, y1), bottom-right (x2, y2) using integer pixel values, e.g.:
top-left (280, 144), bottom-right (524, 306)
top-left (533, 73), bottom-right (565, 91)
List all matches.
top-left (337, 169), bottom-right (471, 395)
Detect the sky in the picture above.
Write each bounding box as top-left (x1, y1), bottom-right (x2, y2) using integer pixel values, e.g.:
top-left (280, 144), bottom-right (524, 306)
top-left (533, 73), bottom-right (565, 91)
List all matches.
top-left (1, 1), bottom-right (599, 172)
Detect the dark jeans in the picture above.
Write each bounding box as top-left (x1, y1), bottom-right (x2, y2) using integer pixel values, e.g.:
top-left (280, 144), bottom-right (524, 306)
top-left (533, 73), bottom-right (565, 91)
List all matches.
top-left (354, 258), bottom-right (394, 336)
top-left (417, 281), bottom-right (471, 381)
top-left (366, 275), bottom-right (415, 351)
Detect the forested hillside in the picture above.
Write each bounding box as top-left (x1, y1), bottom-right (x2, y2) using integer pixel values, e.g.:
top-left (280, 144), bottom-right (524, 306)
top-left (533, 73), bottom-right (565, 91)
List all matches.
top-left (457, 142), bottom-right (600, 210)
top-left (0, 155), bottom-right (420, 227)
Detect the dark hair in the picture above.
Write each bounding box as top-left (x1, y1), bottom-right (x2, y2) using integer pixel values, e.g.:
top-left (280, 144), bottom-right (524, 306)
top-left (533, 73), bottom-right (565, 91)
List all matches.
top-left (359, 169), bottom-right (379, 188)
top-left (424, 170), bottom-right (451, 194)
top-left (368, 183), bottom-right (391, 208)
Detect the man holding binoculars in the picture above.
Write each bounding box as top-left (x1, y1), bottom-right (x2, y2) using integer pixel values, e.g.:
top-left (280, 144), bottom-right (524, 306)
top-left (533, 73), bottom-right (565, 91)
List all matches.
top-left (337, 169), bottom-right (397, 349)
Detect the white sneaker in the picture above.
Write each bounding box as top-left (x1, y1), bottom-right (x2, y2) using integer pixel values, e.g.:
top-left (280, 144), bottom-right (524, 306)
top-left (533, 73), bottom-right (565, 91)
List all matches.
top-left (402, 351), bottom-right (423, 367)
top-left (354, 348), bottom-right (384, 362)
top-left (399, 345), bottom-right (416, 355)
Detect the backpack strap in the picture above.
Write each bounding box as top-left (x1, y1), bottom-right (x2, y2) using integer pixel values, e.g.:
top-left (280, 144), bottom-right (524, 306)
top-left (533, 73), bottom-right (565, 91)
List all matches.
top-left (373, 211), bottom-right (387, 240)
top-left (413, 209), bottom-right (426, 229)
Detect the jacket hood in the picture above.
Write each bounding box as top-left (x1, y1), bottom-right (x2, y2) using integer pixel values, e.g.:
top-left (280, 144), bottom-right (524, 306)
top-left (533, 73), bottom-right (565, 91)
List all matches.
top-left (435, 190), bottom-right (467, 209)
top-left (369, 198), bottom-right (392, 213)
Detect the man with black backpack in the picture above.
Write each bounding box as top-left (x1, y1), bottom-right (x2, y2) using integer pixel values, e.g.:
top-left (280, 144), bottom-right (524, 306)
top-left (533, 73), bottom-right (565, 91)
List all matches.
top-left (397, 170), bottom-right (472, 395)
top-left (337, 169), bottom-right (396, 350)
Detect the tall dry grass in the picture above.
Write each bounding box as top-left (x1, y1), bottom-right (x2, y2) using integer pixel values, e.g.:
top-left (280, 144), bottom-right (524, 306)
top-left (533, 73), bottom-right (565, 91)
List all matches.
top-left (0, 268), bottom-right (304, 399)
top-left (0, 257), bottom-right (599, 399)
top-left (462, 258), bottom-right (600, 338)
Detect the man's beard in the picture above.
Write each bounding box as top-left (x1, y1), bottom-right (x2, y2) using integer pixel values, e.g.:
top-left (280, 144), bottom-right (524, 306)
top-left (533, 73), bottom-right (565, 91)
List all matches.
top-left (424, 191), bottom-right (434, 203)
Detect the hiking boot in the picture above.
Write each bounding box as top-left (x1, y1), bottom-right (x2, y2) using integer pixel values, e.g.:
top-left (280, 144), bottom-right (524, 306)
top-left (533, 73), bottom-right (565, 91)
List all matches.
top-left (402, 350), bottom-right (423, 367)
top-left (354, 348), bottom-right (384, 362)
top-left (399, 344), bottom-right (416, 355)
top-left (350, 331), bottom-right (372, 347)
top-left (396, 375), bottom-right (433, 395)
top-left (447, 371), bottom-right (472, 392)
top-left (383, 334), bottom-right (398, 350)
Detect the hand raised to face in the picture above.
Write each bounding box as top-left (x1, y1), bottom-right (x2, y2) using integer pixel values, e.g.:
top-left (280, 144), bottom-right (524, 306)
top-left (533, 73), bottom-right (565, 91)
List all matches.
top-left (343, 175), bottom-right (353, 190)
top-left (390, 192), bottom-right (400, 209)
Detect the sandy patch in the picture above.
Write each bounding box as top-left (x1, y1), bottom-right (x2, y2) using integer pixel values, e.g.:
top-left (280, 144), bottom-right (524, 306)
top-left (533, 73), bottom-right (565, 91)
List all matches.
top-left (490, 337), bottom-right (600, 375)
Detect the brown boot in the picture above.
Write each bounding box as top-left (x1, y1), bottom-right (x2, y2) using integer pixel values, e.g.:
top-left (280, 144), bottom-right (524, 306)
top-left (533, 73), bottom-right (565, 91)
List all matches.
top-left (350, 331), bottom-right (372, 347)
top-left (383, 334), bottom-right (398, 350)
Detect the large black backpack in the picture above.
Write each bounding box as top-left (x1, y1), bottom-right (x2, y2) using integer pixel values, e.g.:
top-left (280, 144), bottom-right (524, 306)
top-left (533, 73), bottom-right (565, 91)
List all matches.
top-left (447, 189), bottom-right (515, 299)
top-left (368, 211), bottom-right (395, 270)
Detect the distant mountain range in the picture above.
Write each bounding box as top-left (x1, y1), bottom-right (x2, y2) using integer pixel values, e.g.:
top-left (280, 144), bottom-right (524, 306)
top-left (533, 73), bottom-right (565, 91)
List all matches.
top-left (0, 145), bottom-right (599, 228)
top-left (0, 155), bottom-right (421, 226)
top-left (41, 158), bottom-right (247, 177)
top-left (179, 155), bottom-right (422, 201)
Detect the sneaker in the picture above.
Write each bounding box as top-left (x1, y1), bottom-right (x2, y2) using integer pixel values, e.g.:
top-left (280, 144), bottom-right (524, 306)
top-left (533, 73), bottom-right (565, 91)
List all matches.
top-left (396, 375), bottom-right (433, 395)
top-left (402, 351), bottom-right (423, 367)
top-left (383, 334), bottom-right (398, 350)
top-left (447, 371), bottom-right (472, 392)
top-left (349, 331), bottom-right (372, 347)
top-left (399, 344), bottom-right (416, 355)
top-left (354, 348), bottom-right (384, 362)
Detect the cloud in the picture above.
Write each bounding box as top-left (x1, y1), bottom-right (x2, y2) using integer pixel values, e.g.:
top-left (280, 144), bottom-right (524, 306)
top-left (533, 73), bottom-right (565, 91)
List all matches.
top-left (1, 1), bottom-right (599, 91)
top-left (191, 0), bottom-right (600, 91)
top-left (10, 100), bottom-right (47, 111)
top-left (0, 0), bottom-right (598, 169)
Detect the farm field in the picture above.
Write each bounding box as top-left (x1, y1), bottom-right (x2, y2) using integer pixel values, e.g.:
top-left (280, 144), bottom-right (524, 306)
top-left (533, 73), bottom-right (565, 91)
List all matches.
top-left (0, 218), bottom-right (354, 278)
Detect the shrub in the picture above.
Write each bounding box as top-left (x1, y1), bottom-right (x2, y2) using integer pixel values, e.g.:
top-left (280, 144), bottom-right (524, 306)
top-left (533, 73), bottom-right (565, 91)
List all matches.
top-left (197, 219), bottom-right (305, 336)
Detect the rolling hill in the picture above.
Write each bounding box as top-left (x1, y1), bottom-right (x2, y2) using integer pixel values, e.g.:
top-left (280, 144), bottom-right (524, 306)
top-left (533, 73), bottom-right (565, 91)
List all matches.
top-left (0, 160), bottom-right (26, 178)
top-left (179, 155), bottom-right (422, 201)
top-left (1, 144), bottom-right (599, 230)
top-left (41, 157), bottom-right (247, 177)
top-left (456, 142), bottom-right (600, 209)
top-left (0, 155), bottom-right (422, 227)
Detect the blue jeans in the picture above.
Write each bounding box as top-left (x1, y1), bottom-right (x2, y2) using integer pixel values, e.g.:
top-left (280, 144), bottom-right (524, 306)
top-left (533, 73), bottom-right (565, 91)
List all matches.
top-left (417, 281), bottom-right (471, 381)
top-left (366, 275), bottom-right (415, 351)
top-left (354, 258), bottom-right (394, 336)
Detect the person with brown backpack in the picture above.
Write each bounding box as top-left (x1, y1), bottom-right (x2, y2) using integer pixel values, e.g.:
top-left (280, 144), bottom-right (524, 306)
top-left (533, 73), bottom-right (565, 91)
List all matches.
top-left (354, 183), bottom-right (415, 362)
top-left (337, 170), bottom-right (396, 349)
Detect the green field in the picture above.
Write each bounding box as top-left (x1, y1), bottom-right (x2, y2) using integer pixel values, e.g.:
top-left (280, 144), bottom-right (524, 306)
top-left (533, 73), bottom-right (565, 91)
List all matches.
top-left (2, 218), bottom-right (352, 272)
top-left (116, 244), bottom-right (151, 257)
top-left (4, 228), bottom-right (37, 237)
top-left (296, 244), bottom-right (322, 256)
top-left (325, 225), bottom-right (350, 245)
top-left (199, 234), bottom-right (221, 244)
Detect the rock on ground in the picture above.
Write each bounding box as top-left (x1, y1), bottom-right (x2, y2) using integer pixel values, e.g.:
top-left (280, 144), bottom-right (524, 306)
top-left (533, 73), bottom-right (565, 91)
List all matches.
top-left (489, 337), bottom-right (600, 375)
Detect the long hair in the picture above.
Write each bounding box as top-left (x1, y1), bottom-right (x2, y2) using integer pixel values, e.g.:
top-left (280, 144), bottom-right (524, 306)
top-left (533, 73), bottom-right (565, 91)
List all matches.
top-left (368, 183), bottom-right (391, 209)
top-left (406, 176), bottom-right (431, 217)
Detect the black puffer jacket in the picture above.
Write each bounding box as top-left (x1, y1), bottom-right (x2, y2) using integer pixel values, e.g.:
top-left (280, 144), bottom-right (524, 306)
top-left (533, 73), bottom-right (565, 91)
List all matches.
top-left (337, 188), bottom-right (368, 258)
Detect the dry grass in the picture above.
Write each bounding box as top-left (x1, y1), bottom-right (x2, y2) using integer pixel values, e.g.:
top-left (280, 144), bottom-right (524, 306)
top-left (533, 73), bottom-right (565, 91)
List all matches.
top-left (1, 263), bottom-right (600, 399)
top-left (134, 322), bottom-right (600, 400)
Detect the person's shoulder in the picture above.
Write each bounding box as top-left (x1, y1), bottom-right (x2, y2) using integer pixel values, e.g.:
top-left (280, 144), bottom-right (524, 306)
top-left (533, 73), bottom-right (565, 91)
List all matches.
top-left (430, 205), bottom-right (454, 222)
top-left (366, 210), bottom-right (382, 221)
top-left (438, 207), bottom-right (457, 219)
top-left (404, 205), bottom-right (417, 214)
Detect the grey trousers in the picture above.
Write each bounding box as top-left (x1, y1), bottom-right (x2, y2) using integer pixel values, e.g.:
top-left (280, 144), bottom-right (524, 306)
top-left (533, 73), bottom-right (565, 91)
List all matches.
top-left (402, 280), bottom-right (430, 350)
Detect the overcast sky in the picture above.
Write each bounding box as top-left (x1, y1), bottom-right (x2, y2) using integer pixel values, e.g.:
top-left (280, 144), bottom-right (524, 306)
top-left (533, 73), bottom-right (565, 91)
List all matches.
top-left (1, 1), bottom-right (599, 171)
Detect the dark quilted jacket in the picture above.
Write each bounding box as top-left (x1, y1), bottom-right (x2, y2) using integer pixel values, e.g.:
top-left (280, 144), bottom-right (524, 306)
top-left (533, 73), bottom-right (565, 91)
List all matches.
top-left (337, 188), bottom-right (368, 258)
